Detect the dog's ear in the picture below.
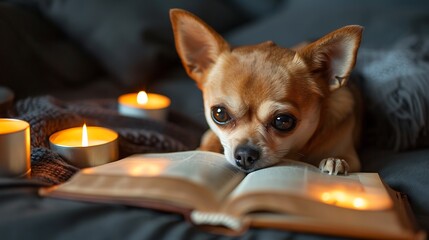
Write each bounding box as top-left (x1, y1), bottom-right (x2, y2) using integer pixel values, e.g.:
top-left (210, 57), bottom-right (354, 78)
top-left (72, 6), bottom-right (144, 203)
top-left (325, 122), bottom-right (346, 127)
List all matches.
top-left (170, 9), bottom-right (229, 88)
top-left (299, 25), bottom-right (363, 91)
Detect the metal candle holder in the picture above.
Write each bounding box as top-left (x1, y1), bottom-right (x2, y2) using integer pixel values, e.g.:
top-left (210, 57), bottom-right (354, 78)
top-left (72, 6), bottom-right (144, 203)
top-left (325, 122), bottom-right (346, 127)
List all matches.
top-left (118, 92), bottom-right (170, 121)
top-left (0, 118), bottom-right (31, 177)
top-left (49, 126), bottom-right (119, 168)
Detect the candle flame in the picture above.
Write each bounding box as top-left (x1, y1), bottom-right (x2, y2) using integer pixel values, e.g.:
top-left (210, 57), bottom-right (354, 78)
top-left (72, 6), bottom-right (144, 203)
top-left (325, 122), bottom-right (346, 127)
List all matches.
top-left (82, 123), bottom-right (88, 147)
top-left (137, 91), bottom-right (148, 105)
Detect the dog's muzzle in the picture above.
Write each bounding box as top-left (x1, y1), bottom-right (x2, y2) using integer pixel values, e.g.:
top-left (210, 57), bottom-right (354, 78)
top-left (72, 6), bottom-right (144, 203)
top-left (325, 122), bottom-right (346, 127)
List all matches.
top-left (234, 144), bottom-right (260, 171)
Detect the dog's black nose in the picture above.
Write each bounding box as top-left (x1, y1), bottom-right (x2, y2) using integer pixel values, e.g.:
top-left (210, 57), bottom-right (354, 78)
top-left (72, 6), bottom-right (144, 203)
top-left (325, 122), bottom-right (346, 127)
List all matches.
top-left (234, 145), bottom-right (260, 170)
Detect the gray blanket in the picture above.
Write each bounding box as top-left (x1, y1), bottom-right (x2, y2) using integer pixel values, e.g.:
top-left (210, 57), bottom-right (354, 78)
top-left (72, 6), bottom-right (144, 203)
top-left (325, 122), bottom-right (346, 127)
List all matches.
top-left (356, 35), bottom-right (429, 150)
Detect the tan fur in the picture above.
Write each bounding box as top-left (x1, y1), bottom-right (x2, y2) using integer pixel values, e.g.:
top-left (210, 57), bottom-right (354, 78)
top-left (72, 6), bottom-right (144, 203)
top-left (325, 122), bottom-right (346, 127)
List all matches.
top-left (170, 9), bottom-right (363, 173)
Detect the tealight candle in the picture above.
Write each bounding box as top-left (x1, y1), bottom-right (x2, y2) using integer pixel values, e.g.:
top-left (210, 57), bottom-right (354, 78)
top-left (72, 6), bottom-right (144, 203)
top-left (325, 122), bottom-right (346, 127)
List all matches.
top-left (118, 91), bottom-right (170, 121)
top-left (49, 124), bottom-right (119, 168)
top-left (0, 118), bottom-right (30, 177)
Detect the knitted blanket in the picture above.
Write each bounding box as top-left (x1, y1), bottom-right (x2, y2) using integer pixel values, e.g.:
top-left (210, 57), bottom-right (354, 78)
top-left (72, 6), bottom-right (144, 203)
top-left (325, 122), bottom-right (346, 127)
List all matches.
top-left (355, 35), bottom-right (429, 151)
top-left (8, 96), bottom-right (205, 185)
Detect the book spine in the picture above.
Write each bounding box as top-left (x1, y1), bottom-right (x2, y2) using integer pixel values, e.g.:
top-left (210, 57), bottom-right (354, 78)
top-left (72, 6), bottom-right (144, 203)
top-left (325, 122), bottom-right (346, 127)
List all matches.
top-left (190, 211), bottom-right (242, 230)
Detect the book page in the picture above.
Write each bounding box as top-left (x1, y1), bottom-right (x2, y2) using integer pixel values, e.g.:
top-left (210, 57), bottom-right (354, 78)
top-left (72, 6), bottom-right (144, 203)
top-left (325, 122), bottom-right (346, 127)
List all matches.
top-left (223, 160), bottom-right (392, 216)
top-left (44, 151), bottom-right (245, 211)
top-left (227, 160), bottom-right (318, 199)
top-left (158, 151), bottom-right (245, 201)
top-left (83, 151), bottom-right (244, 196)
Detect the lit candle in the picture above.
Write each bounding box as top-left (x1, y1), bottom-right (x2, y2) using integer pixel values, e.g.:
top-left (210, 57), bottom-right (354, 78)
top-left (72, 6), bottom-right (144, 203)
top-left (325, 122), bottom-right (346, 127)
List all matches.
top-left (49, 124), bottom-right (119, 168)
top-left (0, 118), bottom-right (30, 177)
top-left (118, 91), bottom-right (171, 121)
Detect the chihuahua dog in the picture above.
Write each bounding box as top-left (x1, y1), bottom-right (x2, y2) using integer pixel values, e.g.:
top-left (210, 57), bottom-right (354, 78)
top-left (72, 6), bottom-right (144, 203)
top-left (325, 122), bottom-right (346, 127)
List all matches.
top-left (170, 9), bottom-right (363, 175)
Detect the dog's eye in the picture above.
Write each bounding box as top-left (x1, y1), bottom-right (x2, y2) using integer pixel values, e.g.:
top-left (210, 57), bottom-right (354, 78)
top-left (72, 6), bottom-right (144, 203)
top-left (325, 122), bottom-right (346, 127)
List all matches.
top-left (272, 114), bottom-right (296, 132)
top-left (211, 107), bottom-right (231, 125)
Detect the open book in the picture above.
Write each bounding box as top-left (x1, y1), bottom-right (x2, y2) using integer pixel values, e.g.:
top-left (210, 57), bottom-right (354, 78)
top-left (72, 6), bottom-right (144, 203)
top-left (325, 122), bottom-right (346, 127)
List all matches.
top-left (39, 151), bottom-right (424, 239)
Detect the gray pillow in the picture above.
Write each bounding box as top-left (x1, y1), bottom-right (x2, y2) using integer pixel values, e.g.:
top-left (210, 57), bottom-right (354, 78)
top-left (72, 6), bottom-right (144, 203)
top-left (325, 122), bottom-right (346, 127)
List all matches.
top-left (356, 35), bottom-right (429, 150)
top-left (34, 0), bottom-right (271, 88)
top-left (0, 3), bottom-right (102, 98)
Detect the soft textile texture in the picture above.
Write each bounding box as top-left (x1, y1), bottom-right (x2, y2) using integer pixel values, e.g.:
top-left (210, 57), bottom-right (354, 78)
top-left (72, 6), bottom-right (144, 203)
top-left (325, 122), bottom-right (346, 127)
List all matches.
top-left (9, 96), bottom-right (204, 185)
top-left (356, 35), bottom-right (429, 150)
top-left (0, 3), bottom-right (103, 99)
top-left (28, 0), bottom-right (283, 88)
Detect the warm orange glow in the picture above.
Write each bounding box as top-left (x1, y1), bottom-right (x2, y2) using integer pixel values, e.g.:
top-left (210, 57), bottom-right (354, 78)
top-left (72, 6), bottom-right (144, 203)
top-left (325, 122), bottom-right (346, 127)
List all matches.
top-left (0, 119), bottom-right (29, 134)
top-left (49, 126), bottom-right (118, 147)
top-left (332, 191), bottom-right (347, 202)
top-left (49, 126), bottom-right (119, 168)
top-left (321, 192), bottom-right (332, 202)
top-left (80, 158), bottom-right (170, 176)
top-left (320, 190), bottom-right (369, 210)
top-left (137, 91), bottom-right (148, 105)
top-left (128, 162), bottom-right (166, 176)
top-left (308, 173), bottom-right (393, 211)
top-left (82, 168), bottom-right (94, 174)
top-left (82, 124), bottom-right (88, 147)
top-left (118, 92), bottom-right (170, 110)
top-left (352, 197), bottom-right (367, 209)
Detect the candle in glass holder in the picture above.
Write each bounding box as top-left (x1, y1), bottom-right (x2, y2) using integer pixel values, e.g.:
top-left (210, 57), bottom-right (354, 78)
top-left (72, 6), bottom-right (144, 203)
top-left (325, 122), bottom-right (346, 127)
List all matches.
top-left (0, 118), bottom-right (30, 177)
top-left (118, 91), bottom-right (170, 121)
top-left (49, 124), bottom-right (118, 168)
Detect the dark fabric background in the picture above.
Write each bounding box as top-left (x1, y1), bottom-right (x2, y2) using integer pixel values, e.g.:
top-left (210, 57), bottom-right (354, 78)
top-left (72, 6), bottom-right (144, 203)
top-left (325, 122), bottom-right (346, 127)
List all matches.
top-left (27, 0), bottom-right (285, 88)
top-left (0, 3), bottom-right (103, 99)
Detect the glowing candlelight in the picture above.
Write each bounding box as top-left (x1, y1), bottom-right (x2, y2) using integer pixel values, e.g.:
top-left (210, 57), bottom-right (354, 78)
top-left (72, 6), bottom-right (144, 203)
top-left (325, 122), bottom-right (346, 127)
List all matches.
top-left (81, 157), bottom-right (170, 177)
top-left (309, 173), bottom-right (393, 211)
top-left (320, 190), bottom-right (365, 209)
top-left (118, 91), bottom-right (170, 121)
top-left (128, 161), bottom-right (167, 176)
top-left (137, 91), bottom-right (149, 105)
top-left (82, 123), bottom-right (88, 147)
top-left (352, 197), bottom-right (367, 209)
top-left (49, 125), bottom-right (118, 168)
top-left (0, 118), bottom-right (31, 177)
top-left (314, 186), bottom-right (391, 211)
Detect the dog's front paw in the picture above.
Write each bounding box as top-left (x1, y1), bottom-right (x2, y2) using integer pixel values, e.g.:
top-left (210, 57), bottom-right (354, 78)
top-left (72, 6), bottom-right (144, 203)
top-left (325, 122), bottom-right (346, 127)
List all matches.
top-left (319, 158), bottom-right (349, 175)
top-left (198, 130), bottom-right (223, 153)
